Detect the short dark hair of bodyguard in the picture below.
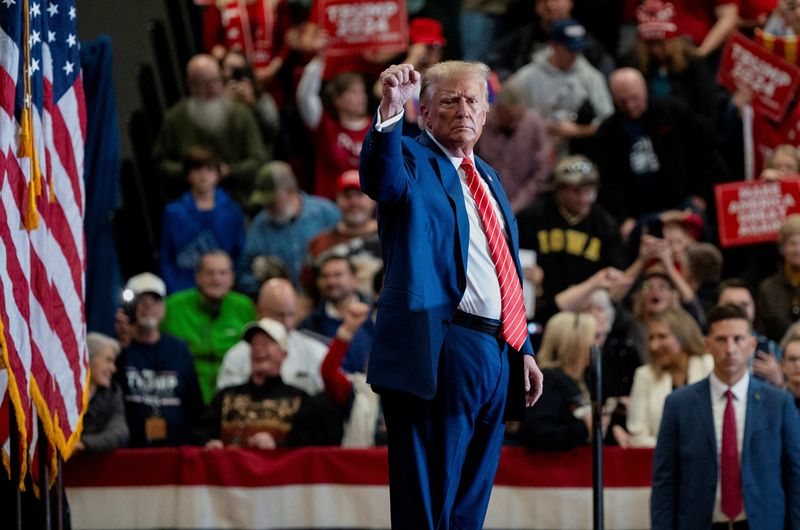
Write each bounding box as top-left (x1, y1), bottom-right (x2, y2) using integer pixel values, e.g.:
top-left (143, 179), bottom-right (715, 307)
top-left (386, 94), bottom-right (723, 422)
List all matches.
top-left (706, 303), bottom-right (750, 332)
top-left (419, 61), bottom-right (490, 107)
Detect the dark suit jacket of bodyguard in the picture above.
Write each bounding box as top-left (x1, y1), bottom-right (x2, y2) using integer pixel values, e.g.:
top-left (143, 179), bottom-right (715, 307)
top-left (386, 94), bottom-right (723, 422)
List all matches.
top-left (359, 120), bottom-right (534, 421)
top-left (651, 376), bottom-right (800, 529)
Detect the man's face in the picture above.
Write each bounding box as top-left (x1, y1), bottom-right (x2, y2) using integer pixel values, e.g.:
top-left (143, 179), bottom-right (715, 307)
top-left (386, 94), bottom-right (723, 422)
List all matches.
top-left (250, 332), bottom-right (286, 385)
top-left (196, 254), bottom-right (234, 303)
top-left (317, 259), bottom-right (357, 304)
top-left (556, 183), bottom-right (596, 217)
top-left (782, 341), bottom-right (800, 388)
top-left (134, 293), bottom-right (165, 329)
top-left (420, 75), bottom-right (487, 157)
top-left (337, 188), bottom-right (376, 228)
top-left (612, 78), bottom-right (648, 119)
top-left (261, 293), bottom-right (298, 330)
top-left (706, 318), bottom-right (756, 385)
top-left (549, 43), bottom-right (579, 71)
top-left (718, 288), bottom-right (756, 323)
top-left (536, 0), bottom-right (573, 24)
top-left (188, 62), bottom-right (224, 100)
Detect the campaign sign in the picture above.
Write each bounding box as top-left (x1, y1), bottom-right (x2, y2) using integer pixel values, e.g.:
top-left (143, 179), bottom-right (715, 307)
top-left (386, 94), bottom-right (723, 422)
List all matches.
top-left (315, 0), bottom-right (408, 56)
top-left (718, 32), bottom-right (800, 122)
top-left (715, 178), bottom-right (800, 247)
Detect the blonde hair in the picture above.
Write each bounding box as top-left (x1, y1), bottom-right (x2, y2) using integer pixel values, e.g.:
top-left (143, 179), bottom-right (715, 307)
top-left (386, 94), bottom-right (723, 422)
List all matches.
top-left (646, 308), bottom-right (705, 371)
top-left (765, 144), bottom-right (800, 172)
top-left (420, 61), bottom-right (490, 108)
top-left (86, 332), bottom-right (121, 360)
top-left (538, 312), bottom-right (597, 369)
top-left (634, 37), bottom-right (694, 75)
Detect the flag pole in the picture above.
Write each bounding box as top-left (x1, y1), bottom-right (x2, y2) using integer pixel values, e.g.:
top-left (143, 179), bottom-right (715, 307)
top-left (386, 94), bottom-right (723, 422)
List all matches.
top-left (38, 420), bottom-right (51, 529)
top-left (56, 456), bottom-right (63, 530)
top-left (590, 344), bottom-right (604, 530)
top-left (9, 399), bottom-right (22, 530)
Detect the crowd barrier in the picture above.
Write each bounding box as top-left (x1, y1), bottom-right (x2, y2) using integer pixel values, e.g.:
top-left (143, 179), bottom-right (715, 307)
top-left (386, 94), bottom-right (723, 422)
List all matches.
top-left (64, 445), bottom-right (655, 530)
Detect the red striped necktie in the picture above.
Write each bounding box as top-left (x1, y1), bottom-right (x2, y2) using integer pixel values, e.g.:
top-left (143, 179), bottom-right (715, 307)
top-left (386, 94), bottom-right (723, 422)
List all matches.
top-left (460, 158), bottom-right (528, 351)
top-left (721, 389), bottom-right (743, 520)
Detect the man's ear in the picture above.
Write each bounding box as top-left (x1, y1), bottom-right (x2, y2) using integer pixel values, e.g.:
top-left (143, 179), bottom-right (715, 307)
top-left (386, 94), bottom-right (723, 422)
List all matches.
top-left (420, 104), bottom-right (429, 130)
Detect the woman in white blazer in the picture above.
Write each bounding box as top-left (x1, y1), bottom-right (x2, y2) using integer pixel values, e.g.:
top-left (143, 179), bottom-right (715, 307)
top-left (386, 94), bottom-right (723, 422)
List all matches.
top-left (623, 308), bottom-right (713, 447)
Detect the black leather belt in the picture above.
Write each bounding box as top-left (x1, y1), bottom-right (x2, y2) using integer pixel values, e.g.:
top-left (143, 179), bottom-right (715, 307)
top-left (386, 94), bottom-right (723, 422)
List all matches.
top-left (452, 310), bottom-right (501, 337)
top-left (711, 521), bottom-right (748, 530)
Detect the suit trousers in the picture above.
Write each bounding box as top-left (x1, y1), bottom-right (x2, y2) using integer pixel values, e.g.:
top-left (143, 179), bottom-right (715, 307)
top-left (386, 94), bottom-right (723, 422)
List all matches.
top-left (381, 324), bottom-right (509, 530)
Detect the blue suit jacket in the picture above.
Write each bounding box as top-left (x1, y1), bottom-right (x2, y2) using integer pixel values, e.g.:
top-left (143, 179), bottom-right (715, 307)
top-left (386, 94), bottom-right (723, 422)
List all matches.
top-left (359, 122), bottom-right (533, 420)
top-left (651, 377), bottom-right (800, 529)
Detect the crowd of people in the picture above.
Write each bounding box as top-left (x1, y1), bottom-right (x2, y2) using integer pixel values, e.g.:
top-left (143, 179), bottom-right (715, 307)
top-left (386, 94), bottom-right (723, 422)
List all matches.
top-left (81, 0), bottom-right (800, 494)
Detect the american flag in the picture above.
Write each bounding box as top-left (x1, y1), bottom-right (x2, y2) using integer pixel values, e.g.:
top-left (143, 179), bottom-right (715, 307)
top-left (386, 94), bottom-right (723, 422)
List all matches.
top-left (0, 0), bottom-right (87, 481)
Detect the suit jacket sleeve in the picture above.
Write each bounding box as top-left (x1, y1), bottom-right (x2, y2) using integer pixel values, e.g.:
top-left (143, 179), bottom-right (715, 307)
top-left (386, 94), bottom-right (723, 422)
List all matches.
top-left (782, 391), bottom-right (800, 527)
top-left (651, 392), bottom-right (679, 530)
top-left (359, 121), bottom-right (416, 204)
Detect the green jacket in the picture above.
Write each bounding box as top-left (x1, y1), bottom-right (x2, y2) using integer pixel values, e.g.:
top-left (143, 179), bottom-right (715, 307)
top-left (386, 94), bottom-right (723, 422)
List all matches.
top-left (162, 288), bottom-right (257, 403)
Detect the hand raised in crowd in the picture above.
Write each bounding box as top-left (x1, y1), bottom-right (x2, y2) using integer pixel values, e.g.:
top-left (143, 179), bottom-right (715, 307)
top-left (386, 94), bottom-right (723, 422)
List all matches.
top-left (379, 64), bottom-right (421, 119)
top-left (752, 350), bottom-right (785, 387)
top-left (246, 431), bottom-right (277, 450)
top-left (341, 300), bottom-right (370, 336)
top-left (336, 299), bottom-right (370, 343)
top-left (589, 267), bottom-right (630, 291)
top-left (114, 308), bottom-right (133, 349)
top-left (225, 77), bottom-right (257, 106)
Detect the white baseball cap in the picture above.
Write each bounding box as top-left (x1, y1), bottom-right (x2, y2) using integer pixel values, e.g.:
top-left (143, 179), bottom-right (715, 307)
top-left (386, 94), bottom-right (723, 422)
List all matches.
top-left (124, 272), bottom-right (167, 298)
top-left (242, 318), bottom-right (289, 350)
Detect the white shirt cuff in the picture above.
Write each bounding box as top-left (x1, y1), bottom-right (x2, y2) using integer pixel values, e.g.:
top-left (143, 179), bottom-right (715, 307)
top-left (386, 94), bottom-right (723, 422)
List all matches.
top-left (374, 108), bottom-right (404, 132)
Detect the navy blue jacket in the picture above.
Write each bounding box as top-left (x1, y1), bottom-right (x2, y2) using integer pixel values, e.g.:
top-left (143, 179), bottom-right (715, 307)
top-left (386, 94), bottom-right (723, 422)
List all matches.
top-left (359, 123), bottom-right (533, 420)
top-left (651, 377), bottom-right (800, 529)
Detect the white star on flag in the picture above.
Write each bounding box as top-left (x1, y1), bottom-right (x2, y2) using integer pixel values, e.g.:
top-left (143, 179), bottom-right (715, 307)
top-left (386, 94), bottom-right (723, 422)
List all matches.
top-left (30, 1), bottom-right (39, 16)
top-left (48, 30), bottom-right (55, 42)
top-left (30, 57), bottom-right (40, 74)
top-left (63, 60), bottom-right (73, 75)
top-left (66, 33), bottom-right (76, 47)
top-left (1, 0), bottom-right (15, 8)
top-left (29, 29), bottom-right (40, 46)
top-left (68, 5), bottom-right (75, 19)
top-left (47, 1), bottom-right (57, 15)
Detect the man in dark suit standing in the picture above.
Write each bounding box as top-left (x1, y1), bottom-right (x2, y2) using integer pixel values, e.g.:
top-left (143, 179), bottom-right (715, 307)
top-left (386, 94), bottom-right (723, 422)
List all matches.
top-left (651, 304), bottom-right (800, 529)
top-left (359, 61), bottom-right (544, 529)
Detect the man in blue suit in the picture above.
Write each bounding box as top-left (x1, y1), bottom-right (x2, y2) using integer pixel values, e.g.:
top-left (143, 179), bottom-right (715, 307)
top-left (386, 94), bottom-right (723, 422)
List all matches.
top-left (360, 61), bottom-right (544, 529)
top-left (651, 303), bottom-right (800, 529)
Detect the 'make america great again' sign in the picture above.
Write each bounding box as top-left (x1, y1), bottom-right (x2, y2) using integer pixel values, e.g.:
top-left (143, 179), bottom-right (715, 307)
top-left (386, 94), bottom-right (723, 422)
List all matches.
top-left (716, 178), bottom-right (800, 247)
top-left (314, 0), bottom-right (408, 56)
top-left (718, 32), bottom-right (800, 122)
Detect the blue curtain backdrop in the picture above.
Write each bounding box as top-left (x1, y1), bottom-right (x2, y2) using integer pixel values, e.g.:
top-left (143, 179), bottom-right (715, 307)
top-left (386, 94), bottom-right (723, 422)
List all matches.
top-left (81, 35), bottom-right (122, 336)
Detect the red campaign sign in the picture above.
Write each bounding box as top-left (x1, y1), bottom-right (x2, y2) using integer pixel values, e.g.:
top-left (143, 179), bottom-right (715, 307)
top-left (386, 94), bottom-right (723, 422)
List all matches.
top-left (314, 0), bottom-right (408, 57)
top-left (717, 32), bottom-right (800, 122)
top-left (715, 178), bottom-right (800, 247)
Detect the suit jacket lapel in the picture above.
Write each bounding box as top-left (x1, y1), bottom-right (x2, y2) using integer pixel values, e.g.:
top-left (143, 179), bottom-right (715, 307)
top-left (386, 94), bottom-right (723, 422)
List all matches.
top-left (418, 133), bottom-right (470, 276)
top-left (693, 379), bottom-right (717, 463)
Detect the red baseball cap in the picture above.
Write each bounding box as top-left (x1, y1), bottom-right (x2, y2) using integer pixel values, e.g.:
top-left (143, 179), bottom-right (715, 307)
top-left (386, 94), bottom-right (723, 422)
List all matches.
top-left (337, 170), bottom-right (361, 195)
top-left (409, 18), bottom-right (446, 47)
